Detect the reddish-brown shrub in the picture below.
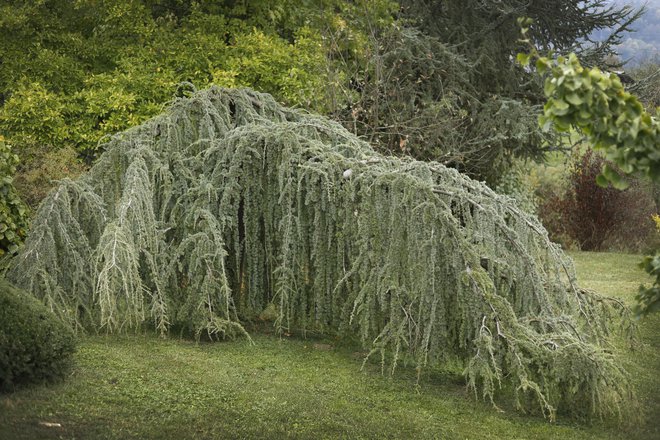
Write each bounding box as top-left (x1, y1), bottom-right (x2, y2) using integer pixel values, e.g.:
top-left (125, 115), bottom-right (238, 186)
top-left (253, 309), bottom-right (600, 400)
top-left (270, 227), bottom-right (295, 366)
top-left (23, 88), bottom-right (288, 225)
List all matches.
top-left (538, 149), bottom-right (655, 251)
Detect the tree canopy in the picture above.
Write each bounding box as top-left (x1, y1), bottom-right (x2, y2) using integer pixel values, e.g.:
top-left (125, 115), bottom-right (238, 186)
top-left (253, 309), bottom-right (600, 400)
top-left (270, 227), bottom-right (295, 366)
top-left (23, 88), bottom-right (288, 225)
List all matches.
top-left (336, 0), bottom-right (642, 183)
top-left (0, 0), bottom-right (640, 183)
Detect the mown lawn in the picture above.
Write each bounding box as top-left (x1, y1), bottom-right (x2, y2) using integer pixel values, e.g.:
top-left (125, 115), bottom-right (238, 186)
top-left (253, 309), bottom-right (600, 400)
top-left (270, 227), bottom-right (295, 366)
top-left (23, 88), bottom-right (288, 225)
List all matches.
top-left (1, 252), bottom-right (657, 440)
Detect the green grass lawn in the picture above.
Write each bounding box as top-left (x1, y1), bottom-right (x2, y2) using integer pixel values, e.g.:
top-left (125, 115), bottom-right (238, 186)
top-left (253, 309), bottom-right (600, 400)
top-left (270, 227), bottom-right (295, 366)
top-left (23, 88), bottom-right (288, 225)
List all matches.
top-left (1, 252), bottom-right (658, 440)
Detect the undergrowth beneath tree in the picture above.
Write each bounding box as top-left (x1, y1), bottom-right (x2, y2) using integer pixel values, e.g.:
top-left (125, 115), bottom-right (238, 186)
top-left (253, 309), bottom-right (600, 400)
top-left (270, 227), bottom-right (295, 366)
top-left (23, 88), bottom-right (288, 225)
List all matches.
top-left (7, 87), bottom-right (634, 421)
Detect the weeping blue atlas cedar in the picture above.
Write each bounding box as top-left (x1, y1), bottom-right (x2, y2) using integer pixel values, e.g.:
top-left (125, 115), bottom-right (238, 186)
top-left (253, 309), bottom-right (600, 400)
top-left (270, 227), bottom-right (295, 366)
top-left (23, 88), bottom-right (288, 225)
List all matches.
top-left (7, 87), bottom-right (633, 420)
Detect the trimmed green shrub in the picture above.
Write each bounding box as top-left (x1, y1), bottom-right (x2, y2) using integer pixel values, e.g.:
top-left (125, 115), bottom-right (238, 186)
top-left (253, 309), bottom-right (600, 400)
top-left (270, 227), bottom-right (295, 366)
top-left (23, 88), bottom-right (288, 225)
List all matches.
top-left (0, 278), bottom-right (75, 391)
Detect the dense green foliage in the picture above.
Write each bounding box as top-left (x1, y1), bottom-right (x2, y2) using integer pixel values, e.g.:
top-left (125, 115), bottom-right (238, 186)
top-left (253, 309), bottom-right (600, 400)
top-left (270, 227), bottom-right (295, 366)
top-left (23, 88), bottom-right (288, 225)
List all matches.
top-left (0, 139), bottom-right (28, 259)
top-left (0, 0), bottom-right (391, 157)
top-left (533, 53), bottom-right (659, 186)
top-left (0, 278), bottom-right (76, 391)
top-left (637, 253), bottom-right (660, 316)
top-left (0, 0), bottom-right (639, 210)
top-left (8, 87), bottom-right (633, 419)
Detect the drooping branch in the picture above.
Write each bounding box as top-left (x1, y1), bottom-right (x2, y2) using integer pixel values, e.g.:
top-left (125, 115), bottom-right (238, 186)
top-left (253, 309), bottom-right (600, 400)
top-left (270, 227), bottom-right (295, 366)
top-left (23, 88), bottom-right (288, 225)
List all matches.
top-left (7, 87), bottom-right (632, 420)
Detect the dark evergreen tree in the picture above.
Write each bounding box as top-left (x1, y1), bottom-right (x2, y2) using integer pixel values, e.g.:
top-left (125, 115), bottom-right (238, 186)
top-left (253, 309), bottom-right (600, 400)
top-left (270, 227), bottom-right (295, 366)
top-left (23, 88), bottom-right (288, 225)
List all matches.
top-left (332, 0), bottom-right (642, 185)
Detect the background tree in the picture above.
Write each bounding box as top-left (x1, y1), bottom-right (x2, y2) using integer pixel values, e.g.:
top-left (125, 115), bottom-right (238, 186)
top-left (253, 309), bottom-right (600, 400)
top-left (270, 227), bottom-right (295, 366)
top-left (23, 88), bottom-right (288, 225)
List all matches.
top-left (0, 0), bottom-right (642, 210)
top-left (330, 0), bottom-right (642, 185)
top-left (0, 139), bottom-right (28, 261)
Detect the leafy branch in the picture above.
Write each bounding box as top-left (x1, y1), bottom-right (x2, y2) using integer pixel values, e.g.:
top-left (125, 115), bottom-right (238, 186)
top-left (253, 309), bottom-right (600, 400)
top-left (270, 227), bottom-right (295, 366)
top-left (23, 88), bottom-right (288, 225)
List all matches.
top-left (517, 18), bottom-right (660, 316)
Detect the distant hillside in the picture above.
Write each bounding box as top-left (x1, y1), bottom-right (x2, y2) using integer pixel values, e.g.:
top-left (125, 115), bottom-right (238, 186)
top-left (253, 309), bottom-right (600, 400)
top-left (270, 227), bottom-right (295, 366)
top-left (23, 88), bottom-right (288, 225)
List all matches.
top-left (611, 0), bottom-right (660, 65)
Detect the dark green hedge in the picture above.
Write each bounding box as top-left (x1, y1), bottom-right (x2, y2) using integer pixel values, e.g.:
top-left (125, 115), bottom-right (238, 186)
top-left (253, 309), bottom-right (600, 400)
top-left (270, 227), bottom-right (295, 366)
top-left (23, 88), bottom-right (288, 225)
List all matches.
top-left (0, 279), bottom-right (75, 391)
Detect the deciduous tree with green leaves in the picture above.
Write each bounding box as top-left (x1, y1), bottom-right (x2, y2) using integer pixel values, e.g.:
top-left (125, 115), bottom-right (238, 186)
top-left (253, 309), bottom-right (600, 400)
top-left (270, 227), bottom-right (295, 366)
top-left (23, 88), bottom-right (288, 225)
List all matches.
top-left (517, 19), bottom-right (660, 316)
top-left (0, 139), bottom-right (28, 262)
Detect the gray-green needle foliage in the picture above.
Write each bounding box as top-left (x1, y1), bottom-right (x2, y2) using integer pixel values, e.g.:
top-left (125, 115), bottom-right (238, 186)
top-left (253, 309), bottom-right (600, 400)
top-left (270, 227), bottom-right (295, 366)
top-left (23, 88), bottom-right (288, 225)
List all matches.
top-left (7, 87), bottom-right (632, 420)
